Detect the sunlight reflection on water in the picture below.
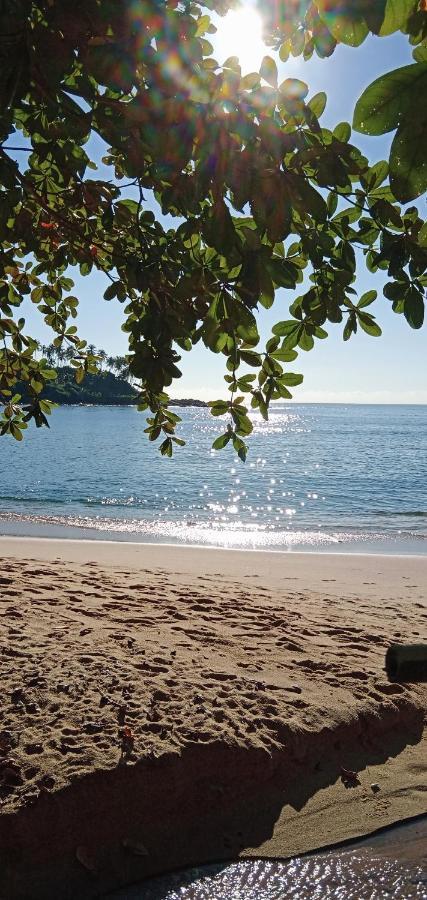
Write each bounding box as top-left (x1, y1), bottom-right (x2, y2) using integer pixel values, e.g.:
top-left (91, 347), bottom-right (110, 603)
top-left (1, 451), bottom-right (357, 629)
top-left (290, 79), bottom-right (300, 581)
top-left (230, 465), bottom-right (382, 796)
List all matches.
top-left (108, 819), bottom-right (427, 899)
top-left (1, 405), bottom-right (426, 551)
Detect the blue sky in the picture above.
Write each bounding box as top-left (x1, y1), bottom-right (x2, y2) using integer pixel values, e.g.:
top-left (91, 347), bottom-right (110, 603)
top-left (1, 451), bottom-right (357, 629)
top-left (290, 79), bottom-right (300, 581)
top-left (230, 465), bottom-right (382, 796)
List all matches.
top-left (21, 6), bottom-right (426, 402)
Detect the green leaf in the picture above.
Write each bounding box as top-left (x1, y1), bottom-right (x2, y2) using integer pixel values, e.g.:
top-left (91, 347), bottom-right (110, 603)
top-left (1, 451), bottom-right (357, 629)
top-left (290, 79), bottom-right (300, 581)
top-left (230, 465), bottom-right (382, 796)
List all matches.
top-left (160, 438), bottom-right (173, 457)
top-left (363, 160), bottom-right (389, 191)
top-left (104, 283), bottom-right (119, 301)
top-left (292, 178), bottom-right (327, 221)
top-left (279, 42), bottom-right (290, 63)
top-left (232, 411), bottom-right (253, 436)
top-left (101, 205), bottom-right (114, 228)
top-left (413, 44), bottom-right (427, 64)
top-left (389, 113), bottom-right (427, 201)
top-left (315, 326), bottom-right (328, 340)
top-left (266, 336), bottom-right (280, 353)
top-left (240, 350), bottom-right (262, 367)
top-left (223, 55), bottom-right (240, 71)
top-left (260, 56), bottom-right (278, 88)
top-left (205, 201), bottom-right (237, 253)
top-left (361, 0), bottom-right (388, 33)
top-left (282, 373), bottom-right (303, 387)
top-left (232, 435), bottom-right (247, 462)
top-left (308, 92), bottom-right (327, 118)
top-left (312, 20), bottom-right (337, 57)
top-left (258, 267), bottom-right (275, 309)
top-left (240, 72), bottom-right (260, 90)
top-left (327, 192), bottom-right (338, 216)
top-left (267, 259), bottom-right (298, 289)
top-left (209, 400), bottom-right (229, 416)
top-left (30, 378), bottom-right (43, 393)
top-left (403, 287), bottom-right (424, 329)
top-left (298, 330), bottom-right (314, 351)
top-left (291, 28), bottom-right (305, 56)
top-left (353, 63), bottom-right (427, 136)
top-left (116, 198), bottom-right (138, 218)
top-left (2, 0), bottom-right (427, 462)
top-left (333, 122), bottom-right (351, 142)
top-left (357, 290), bottom-right (377, 308)
top-left (357, 312), bottom-right (382, 336)
top-left (317, 2), bottom-right (369, 46)
top-left (344, 313), bottom-right (357, 341)
top-left (279, 78), bottom-right (308, 100)
top-left (212, 432), bottom-right (231, 450)
top-left (271, 349), bottom-right (298, 362)
top-left (378, 0), bottom-right (417, 36)
top-left (196, 14), bottom-right (211, 37)
top-left (272, 320), bottom-right (300, 337)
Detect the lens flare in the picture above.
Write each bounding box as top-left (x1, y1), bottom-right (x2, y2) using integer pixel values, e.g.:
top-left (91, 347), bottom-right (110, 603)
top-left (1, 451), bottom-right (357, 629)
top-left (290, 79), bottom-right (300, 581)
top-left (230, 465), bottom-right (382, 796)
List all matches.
top-left (214, 6), bottom-right (266, 74)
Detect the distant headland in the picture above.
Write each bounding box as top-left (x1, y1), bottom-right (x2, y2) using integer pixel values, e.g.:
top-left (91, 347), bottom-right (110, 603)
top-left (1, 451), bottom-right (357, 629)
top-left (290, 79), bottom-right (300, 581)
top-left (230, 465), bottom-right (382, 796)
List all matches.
top-left (18, 366), bottom-right (207, 408)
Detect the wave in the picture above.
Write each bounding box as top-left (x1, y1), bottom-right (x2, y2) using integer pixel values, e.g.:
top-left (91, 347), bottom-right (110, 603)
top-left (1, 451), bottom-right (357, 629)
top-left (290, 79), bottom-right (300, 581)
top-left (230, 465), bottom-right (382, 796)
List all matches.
top-left (0, 495), bottom-right (70, 506)
top-left (3, 495), bottom-right (427, 520)
top-left (373, 510), bottom-right (427, 518)
top-left (0, 494), bottom-right (152, 510)
top-left (1, 511), bottom-right (426, 551)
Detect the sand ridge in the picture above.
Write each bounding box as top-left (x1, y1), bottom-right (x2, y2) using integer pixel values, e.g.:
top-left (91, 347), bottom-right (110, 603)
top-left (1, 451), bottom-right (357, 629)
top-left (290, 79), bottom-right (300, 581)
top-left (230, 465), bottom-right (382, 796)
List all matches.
top-left (0, 547), bottom-right (426, 898)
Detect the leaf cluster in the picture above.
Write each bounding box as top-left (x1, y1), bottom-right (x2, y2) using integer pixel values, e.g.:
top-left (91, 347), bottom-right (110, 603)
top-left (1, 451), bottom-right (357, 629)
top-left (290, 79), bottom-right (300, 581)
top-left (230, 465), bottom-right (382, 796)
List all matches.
top-left (262, 0), bottom-right (427, 201)
top-left (0, 0), bottom-right (425, 454)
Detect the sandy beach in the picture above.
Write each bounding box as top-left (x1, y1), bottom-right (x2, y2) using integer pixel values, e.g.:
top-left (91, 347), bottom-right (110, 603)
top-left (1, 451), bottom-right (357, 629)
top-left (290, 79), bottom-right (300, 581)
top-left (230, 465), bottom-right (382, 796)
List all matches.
top-left (0, 537), bottom-right (426, 899)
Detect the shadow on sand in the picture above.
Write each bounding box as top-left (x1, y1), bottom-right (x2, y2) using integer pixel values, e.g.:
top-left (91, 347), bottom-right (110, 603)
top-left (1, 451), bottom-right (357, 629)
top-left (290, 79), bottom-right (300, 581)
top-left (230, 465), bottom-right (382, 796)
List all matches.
top-left (0, 697), bottom-right (424, 900)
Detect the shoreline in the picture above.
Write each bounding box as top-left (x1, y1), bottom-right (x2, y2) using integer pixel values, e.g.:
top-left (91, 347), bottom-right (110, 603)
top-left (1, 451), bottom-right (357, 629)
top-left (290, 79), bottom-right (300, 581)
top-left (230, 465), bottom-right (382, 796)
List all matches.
top-left (3, 532), bottom-right (427, 559)
top-left (107, 815), bottom-right (427, 898)
top-left (2, 534), bottom-right (427, 598)
top-left (1, 517), bottom-right (426, 558)
top-left (4, 530), bottom-right (427, 555)
top-left (0, 540), bottom-right (426, 897)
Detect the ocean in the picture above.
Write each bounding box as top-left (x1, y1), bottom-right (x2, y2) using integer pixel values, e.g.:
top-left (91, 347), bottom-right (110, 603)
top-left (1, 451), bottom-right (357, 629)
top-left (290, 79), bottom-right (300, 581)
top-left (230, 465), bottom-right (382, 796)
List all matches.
top-left (0, 403), bottom-right (426, 554)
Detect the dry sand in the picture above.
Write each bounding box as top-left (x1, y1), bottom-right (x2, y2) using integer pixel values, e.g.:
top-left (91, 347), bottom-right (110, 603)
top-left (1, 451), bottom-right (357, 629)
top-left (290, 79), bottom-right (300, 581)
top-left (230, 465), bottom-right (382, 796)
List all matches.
top-left (0, 537), bottom-right (426, 899)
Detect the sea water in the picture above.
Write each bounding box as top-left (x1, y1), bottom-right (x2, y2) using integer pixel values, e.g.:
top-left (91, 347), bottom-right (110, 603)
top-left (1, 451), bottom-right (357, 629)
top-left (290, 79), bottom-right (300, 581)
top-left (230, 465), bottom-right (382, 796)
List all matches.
top-left (0, 403), bottom-right (426, 553)
top-left (106, 817), bottom-right (427, 899)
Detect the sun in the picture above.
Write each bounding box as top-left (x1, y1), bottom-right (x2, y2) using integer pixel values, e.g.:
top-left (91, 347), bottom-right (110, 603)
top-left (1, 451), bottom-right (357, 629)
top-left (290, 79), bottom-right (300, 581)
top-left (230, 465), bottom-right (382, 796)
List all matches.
top-left (213, 5), bottom-right (266, 74)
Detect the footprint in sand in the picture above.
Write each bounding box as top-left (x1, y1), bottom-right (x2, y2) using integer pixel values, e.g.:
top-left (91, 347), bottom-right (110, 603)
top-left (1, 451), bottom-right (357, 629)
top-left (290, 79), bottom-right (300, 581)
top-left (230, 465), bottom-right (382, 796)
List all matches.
top-left (24, 743), bottom-right (43, 755)
top-left (374, 682), bottom-right (406, 696)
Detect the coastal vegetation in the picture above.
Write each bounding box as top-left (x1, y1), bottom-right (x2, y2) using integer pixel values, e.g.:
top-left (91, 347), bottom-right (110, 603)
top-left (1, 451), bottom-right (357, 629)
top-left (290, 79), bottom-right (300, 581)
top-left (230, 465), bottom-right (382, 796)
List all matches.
top-left (0, 0), bottom-right (426, 457)
top-left (22, 364), bottom-right (139, 406)
top-left (16, 345), bottom-right (206, 405)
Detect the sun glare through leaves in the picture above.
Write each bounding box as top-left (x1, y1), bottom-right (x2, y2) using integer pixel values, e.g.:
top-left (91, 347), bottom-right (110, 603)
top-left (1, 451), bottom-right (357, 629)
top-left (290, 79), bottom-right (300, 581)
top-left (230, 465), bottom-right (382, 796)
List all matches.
top-left (214, 5), bottom-right (266, 73)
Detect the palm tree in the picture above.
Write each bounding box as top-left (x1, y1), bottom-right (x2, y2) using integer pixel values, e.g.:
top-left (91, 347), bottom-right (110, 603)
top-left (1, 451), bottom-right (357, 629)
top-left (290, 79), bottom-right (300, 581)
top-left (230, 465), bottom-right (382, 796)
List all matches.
top-left (97, 348), bottom-right (108, 369)
top-left (64, 346), bottom-right (75, 363)
top-left (45, 343), bottom-right (57, 365)
top-left (113, 356), bottom-right (129, 379)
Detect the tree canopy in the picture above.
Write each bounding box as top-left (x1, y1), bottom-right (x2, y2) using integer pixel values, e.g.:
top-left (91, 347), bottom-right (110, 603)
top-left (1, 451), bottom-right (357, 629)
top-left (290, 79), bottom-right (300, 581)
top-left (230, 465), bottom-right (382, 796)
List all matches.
top-left (0, 0), bottom-right (426, 457)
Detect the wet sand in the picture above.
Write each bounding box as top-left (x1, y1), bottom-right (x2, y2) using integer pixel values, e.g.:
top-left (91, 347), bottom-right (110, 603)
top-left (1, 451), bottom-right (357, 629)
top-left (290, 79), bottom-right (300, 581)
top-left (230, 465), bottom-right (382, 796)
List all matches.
top-left (0, 538), bottom-right (426, 898)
